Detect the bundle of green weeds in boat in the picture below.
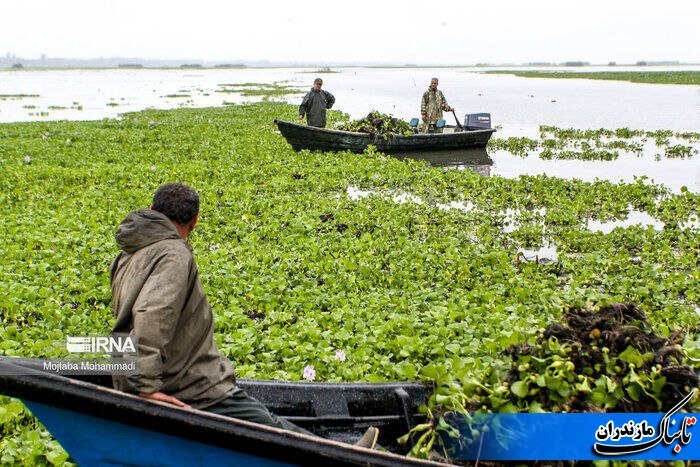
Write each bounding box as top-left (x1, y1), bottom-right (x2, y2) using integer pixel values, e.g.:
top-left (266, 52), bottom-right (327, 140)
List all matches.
top-left (336, 110), bottom-right (414, 138)
top-left (401, 302), bottom-right (700, 460)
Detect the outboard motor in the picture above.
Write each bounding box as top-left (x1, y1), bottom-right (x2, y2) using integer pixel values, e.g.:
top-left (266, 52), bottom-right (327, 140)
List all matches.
top-left (463, 113), bottom-right (492, 130)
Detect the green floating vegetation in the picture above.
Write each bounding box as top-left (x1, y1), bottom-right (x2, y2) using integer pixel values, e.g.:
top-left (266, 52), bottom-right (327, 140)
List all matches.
top-left (1, 102), bottom-right (698, 462)
top-left (539, 126), bottom-right (699, 144)
top-left (664, 144), bottom-right (698, 159)
top-left (0, 94), bottom-right (40, 99)
top-left (217, 82), bottom-right (267, 87)
top-left (303, 67), bottom-right (339, 74)
top-left (483, 70), bottom-right (700, 85)
top-left (488, 125), bottom-right (699, 160)
top-left (676, 131), bottom-right (700, 142)
top-left (215, 82), bottom-right (304, 97)
top-left (604, 140), bottom-right (643, 152)
top-left (540, 147), bottom-right (619, 161)
top-left (0, 397), bottom-right (73, 465)
top-left (488, 137), bottom-right (539, 157)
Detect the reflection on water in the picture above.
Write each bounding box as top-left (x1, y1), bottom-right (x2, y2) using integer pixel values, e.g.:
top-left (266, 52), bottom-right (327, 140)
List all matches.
top-left (391, 148), bottom-right (493, 176)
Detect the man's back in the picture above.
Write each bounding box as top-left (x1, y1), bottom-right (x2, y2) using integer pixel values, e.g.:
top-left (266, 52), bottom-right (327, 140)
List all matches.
top-left (110, 209), bottom-right (235, 408)
top-left (108, 183), bottom-right (378, 444)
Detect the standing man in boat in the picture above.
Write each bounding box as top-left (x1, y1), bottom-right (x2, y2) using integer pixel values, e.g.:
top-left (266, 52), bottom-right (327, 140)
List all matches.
top-left (299, 78), bottom-right (335, 128)
top-left (110, 182), bottom-right (378, 449)
top-left (420, 77), bottom-right (452, 133)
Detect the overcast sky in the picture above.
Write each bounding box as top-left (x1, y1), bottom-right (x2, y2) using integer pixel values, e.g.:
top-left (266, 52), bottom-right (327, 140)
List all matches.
top-left (3, 0), bottom-right (698, 65)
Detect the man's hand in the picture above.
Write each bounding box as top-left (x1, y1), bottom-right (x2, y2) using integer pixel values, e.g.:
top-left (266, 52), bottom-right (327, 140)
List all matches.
top-left (139, 391), bottom-right (191, 408)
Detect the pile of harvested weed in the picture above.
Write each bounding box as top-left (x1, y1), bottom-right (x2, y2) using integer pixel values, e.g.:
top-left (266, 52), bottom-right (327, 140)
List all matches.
top-left (418, 303), bottom-right (698, 463)
top-left (336, 111), bottom-right (413, 138)
top-left (500, 302), bottom-right (698, 412)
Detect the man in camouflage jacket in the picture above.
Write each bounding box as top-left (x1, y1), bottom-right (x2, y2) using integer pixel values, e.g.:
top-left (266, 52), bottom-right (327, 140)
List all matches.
top-left (421, 77), bottom-right (452, 133)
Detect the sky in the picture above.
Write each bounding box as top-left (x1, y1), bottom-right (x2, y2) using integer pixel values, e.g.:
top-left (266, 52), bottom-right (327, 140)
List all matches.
top-left (2, 0), bottom-right (699, 65)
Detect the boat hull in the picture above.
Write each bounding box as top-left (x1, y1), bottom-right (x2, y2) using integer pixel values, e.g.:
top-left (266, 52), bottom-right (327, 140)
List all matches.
top-left (0, 357), bottom-right (439, 466)
top-left (26, 401), bottom-right (294, 467)
top-left (275, 120), bottom-right (495, 153)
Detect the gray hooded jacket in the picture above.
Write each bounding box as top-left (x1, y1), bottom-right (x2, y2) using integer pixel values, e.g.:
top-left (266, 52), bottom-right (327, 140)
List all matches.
top-left (110, 210), bottom-right (235, 408)
top-left (299, 88), bottom-right (335, 127)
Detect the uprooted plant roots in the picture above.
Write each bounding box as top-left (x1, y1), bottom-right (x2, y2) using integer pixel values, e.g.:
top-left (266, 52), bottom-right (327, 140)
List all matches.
top-left (503, 302), bottom-right (698, 412)
top-left (336, 110), bottom-right (414, 138)
top-left (421, 303), bottom-right (698, 465)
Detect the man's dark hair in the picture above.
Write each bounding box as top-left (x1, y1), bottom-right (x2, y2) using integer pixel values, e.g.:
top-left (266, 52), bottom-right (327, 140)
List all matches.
top-left (152, 182), bottom-right (200, 224)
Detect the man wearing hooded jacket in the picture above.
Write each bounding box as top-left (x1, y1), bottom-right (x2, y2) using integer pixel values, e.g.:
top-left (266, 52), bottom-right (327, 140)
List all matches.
top-left (298, 78), bottom-right (335, 127)
top-left (110, 182), bottom-right (311, 431)
top-left (110, 182), bottom-right (378, 448)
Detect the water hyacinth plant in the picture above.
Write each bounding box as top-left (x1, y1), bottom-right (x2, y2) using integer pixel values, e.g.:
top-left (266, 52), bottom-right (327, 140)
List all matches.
top-left (488, 125), bottom-right (699, 161)
top-left (0, 100), bottom-right (698, 463)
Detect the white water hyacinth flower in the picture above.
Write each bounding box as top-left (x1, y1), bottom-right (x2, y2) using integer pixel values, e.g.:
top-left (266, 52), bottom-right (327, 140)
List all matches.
top-left (302, 365), bottom-right (316, 381)
top-left (334, 350), bottom-right (346, 362)
top-left (24, 155), bottom-right (31, 163)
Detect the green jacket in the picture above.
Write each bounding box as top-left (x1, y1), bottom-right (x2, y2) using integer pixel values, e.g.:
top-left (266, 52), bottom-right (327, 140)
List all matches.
top-left (299, 88), bottom-right (335, 127)
top-left (110, 210), bottom-right (235, 408)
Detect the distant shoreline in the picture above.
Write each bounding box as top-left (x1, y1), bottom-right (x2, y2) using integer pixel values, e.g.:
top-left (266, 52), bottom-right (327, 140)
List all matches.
top-left (482, 70), bottom-right (700, 85)
top-left (1, 58), bottom-right (699, 71)
top-left (2, 64), bottom-right (700, 72)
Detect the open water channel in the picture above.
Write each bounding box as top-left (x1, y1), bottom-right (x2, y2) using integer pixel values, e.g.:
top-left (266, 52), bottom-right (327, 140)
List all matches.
top-left (1, 66), bottom-right (698, 193)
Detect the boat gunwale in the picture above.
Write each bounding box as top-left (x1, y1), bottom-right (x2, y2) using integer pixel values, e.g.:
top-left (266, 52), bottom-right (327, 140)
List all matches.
top-left (274, 119), bottom-right (496, 141)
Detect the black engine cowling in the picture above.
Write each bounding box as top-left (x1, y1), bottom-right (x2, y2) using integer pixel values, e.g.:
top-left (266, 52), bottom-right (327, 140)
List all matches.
top-left (463, 113), bottom-right (492, 130)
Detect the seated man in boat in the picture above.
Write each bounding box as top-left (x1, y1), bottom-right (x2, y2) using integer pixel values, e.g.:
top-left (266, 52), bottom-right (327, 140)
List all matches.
top-left (420, 77), bottom-right (452, 134)
top-left (298, 78), bottom-right (335, 128)
top-left (110, 182), bottom-right (378, 449)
